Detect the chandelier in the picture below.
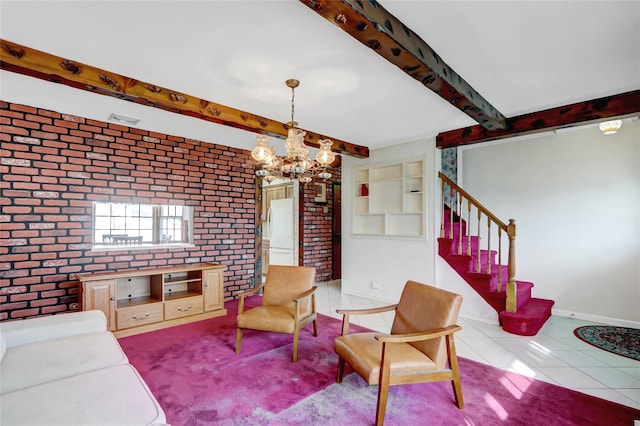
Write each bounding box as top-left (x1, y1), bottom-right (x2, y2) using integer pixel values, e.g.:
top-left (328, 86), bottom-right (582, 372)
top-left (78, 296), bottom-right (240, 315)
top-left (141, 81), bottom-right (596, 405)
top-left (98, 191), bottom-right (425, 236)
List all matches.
top-left (251, 79), bottom-right (336, 183)
top-left (598, 120), bottom-right (622, 135)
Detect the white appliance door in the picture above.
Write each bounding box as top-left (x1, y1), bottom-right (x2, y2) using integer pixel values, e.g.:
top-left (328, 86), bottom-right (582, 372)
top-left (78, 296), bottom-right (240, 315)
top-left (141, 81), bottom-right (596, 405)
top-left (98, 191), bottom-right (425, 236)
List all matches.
top-left (269, 248), bottom-right (296, 266)
top-left (268, 198), bottom-right (294, 250)
top-left (268, 198), bottom-right (296, 266)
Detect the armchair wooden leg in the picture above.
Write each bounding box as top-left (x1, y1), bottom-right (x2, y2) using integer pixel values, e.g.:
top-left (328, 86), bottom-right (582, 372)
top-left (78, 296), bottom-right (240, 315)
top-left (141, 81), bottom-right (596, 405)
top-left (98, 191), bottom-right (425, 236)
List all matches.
top-left (375, 379), bottom-right (390, 426)
top-left (376, 343), bottom-right (391, 426)
top-left (451, 375), bottom-right (464, 409)
top-left (313, 317), bottom-right (318, 337)
top-left (235, 327), bottom-right (242, 354)
top-left (450, 361), bottom-right (464, 408)
top-left (448, 337), bottom-right (464, 409)
top-left (292, 329), bottom-right (299, 362)
top-left (336, 357), bottom-right (345, 383)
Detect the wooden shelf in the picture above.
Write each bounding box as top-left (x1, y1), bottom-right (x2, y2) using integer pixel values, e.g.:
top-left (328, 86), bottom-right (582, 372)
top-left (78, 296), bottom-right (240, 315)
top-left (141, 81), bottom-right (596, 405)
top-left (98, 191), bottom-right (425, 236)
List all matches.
top-left (117, 296), bottom-right (162, 309)
top-left (163, 276), bottom-right (201, 285)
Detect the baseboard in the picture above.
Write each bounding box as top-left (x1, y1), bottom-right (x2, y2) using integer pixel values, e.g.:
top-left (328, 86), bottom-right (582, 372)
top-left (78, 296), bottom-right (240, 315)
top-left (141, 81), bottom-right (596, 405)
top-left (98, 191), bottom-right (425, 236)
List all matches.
top-left (341, 289), bottom-right (395, 305)
top-left (552, 308), bottom-right (640, 329)
top-left (459, 312), bottom-right (499, 325)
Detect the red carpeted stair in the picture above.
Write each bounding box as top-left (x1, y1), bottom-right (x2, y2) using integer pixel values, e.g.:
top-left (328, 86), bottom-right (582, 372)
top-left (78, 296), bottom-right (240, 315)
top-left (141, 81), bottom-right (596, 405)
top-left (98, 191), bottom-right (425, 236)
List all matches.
top-left (438, 210), bottom-right (554, 336)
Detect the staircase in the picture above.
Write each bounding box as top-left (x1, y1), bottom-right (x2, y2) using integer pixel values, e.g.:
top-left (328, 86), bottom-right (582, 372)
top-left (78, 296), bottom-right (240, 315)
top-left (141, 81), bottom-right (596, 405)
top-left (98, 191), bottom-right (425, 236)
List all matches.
top-left (438, 173), bottom-right (554, 336)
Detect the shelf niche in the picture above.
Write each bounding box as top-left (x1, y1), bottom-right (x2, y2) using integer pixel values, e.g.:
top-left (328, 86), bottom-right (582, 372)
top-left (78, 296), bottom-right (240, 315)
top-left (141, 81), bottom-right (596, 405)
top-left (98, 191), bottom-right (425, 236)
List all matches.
top-left (353, 159), bottom-right (425, 238)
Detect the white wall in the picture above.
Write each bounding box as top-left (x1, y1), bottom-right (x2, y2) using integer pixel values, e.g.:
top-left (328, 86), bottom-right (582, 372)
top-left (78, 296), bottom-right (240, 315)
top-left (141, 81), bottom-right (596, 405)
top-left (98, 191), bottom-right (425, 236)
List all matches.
top-left (342, 139), bottom-right (437, 303)
top-left (459, 120), bottom-right (640, 325)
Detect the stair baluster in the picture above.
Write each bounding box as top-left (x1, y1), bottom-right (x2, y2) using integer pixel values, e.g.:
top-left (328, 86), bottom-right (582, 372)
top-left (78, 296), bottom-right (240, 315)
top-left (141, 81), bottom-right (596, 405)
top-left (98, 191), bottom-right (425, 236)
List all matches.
top-left (506, 219), bottom-right (517, 313)
top-left (440, 179), bottom-right (445, 238)
top-left (476, 208), bottom-right (482, 273)
top-left (466, 199), bottom-right (471, 256)
top-left (486, 218), bottom-right (492, 274)
top-left (448, 185), bottom-right (454, 239)
top-left (497, 227), bottom-right (503, 292)
top-left (457, 192), bottom-right (463, 254)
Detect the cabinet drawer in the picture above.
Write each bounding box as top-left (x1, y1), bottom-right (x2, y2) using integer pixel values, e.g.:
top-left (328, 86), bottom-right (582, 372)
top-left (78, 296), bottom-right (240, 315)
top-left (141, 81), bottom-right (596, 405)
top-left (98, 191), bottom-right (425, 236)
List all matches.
top-left (164, 295), bottom-right (204, 320)
top-left (117, 303), bottom-right (163, 330)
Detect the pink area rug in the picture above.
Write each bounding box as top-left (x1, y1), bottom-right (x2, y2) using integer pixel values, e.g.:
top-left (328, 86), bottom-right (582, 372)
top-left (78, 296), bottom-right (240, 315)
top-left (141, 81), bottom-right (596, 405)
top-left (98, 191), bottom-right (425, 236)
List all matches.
top-left (119, 297), bottom-right (640, 425)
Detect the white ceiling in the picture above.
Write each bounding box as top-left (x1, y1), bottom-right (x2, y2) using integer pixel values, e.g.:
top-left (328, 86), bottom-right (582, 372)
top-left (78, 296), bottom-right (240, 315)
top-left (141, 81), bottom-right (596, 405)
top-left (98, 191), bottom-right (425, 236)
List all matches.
top-left (1, 1), bottom-right (638, 156)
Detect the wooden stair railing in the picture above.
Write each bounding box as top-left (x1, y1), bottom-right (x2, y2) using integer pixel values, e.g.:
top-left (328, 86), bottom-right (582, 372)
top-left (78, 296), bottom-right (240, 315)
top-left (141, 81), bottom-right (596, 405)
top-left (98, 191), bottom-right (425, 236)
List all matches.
top-left (438, 172), bottom-right (518, 313)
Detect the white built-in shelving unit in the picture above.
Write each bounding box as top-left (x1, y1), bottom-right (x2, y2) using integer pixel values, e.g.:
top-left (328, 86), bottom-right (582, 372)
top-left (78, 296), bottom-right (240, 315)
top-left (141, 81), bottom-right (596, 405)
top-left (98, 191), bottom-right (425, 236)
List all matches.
top-left (353, 159), bottom-right (425, 238)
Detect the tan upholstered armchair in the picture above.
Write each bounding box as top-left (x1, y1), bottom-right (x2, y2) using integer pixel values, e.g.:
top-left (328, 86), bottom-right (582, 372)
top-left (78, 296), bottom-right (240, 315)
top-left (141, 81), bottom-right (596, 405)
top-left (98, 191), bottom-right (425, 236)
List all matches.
top-left (334, 280), bottom-right (464, 426)
top-left (235, 265), bottom-right (317, 362)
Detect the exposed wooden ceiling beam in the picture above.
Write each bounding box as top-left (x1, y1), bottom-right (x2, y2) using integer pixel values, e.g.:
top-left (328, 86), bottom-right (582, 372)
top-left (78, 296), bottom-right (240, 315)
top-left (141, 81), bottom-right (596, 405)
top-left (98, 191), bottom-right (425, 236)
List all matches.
top-left (300, 0), bottom-right (507, 131)
top-left (0, 39), bottom-right (369, 159)
top-left (436, 90), bottom-right (640, 148)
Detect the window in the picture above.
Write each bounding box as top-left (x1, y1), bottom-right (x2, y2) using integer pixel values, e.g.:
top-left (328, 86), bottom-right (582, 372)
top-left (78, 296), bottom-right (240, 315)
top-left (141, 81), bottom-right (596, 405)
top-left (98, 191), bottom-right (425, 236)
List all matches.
top-left (159, 205), bottom-right (186, 244)
top-left (93, 202), bottom-right (193, 249)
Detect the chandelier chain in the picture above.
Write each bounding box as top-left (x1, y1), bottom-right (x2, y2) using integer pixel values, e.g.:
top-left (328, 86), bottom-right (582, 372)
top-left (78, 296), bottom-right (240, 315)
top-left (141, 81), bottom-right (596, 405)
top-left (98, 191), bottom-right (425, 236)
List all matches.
top-left (291, 84), bottom-right (295, 128)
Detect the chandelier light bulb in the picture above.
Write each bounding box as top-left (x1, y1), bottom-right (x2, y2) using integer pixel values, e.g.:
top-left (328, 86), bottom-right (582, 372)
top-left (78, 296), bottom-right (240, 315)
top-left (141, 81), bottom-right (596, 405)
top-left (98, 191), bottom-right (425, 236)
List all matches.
top-left (251, 135), bottom-right (274, 162)
top-left (316, 139), bottom-right (336, 166)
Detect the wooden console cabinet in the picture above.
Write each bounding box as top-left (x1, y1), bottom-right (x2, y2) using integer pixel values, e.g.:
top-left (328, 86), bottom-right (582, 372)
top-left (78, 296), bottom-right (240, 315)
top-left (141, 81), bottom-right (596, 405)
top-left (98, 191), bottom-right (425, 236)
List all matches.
top-left (75, 263), bottom-right (227, 337)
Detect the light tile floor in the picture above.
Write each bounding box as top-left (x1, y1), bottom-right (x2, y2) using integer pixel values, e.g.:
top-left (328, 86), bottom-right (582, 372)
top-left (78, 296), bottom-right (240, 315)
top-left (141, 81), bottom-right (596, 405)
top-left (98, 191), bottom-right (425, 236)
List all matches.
top-left (315, 280), bottom-right (640, 410)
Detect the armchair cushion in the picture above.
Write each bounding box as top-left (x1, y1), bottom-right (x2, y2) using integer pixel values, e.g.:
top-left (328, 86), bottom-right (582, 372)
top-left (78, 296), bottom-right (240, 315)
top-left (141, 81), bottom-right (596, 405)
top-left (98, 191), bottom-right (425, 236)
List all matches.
top-left (334, 332), bottom-right (436, 384)
top-left (237, 305), bottom-right (297, 334)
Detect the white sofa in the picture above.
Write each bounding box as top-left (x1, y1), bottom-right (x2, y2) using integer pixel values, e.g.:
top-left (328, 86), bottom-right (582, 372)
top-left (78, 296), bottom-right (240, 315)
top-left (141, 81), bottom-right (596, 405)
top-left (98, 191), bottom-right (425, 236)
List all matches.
top-left (0, 310), bottom-right (167, 425)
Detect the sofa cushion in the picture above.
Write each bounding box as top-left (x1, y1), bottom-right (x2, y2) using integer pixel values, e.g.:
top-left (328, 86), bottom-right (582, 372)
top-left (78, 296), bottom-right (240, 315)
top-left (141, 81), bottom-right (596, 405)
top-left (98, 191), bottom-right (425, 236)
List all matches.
top-left (0, 364), bottom-right (166, 426)
top-left (0, 331), bottom-right (128, 394)
top-left (0, 310), bottom-right (107, 348)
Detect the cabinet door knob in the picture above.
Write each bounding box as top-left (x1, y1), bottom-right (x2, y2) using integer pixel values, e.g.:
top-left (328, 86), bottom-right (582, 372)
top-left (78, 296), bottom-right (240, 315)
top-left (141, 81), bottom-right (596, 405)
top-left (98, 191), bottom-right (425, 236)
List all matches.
top-left (110, 296), bottom-right (115, 301)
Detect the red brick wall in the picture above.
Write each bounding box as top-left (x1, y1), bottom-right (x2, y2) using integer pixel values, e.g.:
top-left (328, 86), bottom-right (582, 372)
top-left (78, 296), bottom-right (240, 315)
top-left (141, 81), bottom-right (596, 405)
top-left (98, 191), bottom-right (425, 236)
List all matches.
top-left (300, 172), bottom-right (341, 282)
top-left (0, 101), bottom-right (257, 321)
top-left (0, 100), bottom-right (341, 321)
